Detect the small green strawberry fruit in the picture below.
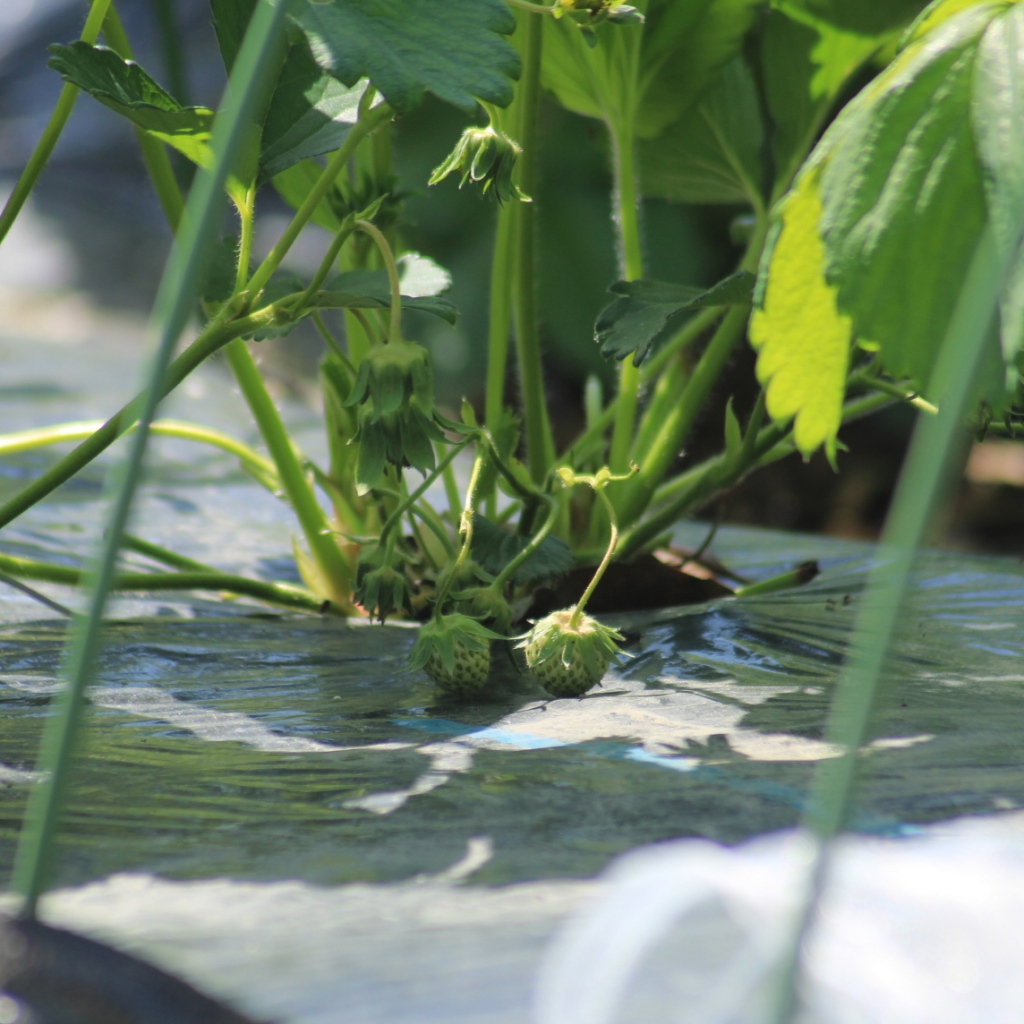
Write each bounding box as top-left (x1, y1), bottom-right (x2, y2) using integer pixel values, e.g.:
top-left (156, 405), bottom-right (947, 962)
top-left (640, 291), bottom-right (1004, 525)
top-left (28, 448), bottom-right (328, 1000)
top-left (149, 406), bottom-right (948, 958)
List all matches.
top-left (518, 609), bottom-right (625, 698)
top-left (409, 613), bottom-right (503, 698)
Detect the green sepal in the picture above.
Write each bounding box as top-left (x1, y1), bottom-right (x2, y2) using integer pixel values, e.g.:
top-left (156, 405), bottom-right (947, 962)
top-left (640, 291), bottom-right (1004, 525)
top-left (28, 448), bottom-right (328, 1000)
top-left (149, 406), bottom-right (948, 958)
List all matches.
top-left (408, 613), bottom-right (503, 675)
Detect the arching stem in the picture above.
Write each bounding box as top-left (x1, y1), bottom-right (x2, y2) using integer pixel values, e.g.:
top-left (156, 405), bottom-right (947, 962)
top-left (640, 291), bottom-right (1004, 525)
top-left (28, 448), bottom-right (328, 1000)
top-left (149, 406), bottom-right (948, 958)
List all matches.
top-left (356, 219), bottom-right (402, 343)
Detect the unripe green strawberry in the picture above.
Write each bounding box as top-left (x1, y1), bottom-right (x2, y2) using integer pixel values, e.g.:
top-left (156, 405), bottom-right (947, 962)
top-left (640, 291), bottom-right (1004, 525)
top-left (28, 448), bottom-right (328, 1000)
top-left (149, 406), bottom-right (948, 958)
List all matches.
top-left (518, 609), bottom-right (625, 698)
top-left (408, 613), bottom-right (502, 698)
top-left (426, 640), bottom-right (491, 696)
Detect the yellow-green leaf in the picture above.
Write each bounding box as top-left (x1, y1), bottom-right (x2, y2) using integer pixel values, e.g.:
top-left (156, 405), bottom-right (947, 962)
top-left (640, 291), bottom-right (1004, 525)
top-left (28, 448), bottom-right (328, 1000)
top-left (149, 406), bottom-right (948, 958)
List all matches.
top-left (750, 169), bottom-right (851, 459)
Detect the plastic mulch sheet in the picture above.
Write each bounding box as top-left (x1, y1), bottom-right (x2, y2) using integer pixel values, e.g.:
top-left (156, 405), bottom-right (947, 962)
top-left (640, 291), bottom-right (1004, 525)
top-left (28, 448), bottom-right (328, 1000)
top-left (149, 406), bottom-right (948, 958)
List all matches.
top-left (2, 333), bottom-right (1024, 1021)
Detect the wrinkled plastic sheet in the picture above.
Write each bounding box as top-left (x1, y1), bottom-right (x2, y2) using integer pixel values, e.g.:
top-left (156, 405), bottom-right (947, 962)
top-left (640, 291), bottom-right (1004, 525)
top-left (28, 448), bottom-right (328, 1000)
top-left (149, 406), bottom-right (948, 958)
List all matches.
top-left (2, 334), bottom-right (1024, 1020)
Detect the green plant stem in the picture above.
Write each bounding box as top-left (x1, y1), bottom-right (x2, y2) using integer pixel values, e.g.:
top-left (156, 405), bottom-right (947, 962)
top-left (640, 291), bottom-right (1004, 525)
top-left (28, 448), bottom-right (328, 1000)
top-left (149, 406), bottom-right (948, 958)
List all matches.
top-left (356, 220), bottom-right (402, 342)
top-left (223, 339), bottom-right (352, 606)
top-left (767, 229), bottom-right (1002, 1024)
top-left (860, 376), bottom-right (938, 414)
top-left (235, 183), bottom-right (257, 290)
top-left (246, 103), bottom-right (393, 302)
top-left (513, 10), bottom-right (556, 485)
top-left (0, 308), bottom-right (272, 533)
top-left (435, 441), bottom-right (464, 523)
top-left (562, 307), bottom-right (723, 469)
top-left (608, 125), bottom-right (645, 474)
top-left (0, 571), bottom-right (73, 617)
top-left (434, 452), bottom-right (486, 615)
top-left (0, 0), bottom-right (113, 249)
top-left (151, 0), bottom-right (189, 104)
top-left (486, 200), bottom-right (517, 430)
top-left (616, 392), bottom-right (893, 560)
top-left (492, 496), bottom-right (558, 590)
top-left (121, 533), bottom-right (215, 573)
top-left (304, 221), bottom-right (358, 302)
top-left (734, 561), bottom-right (819, 598)
top-left (0, 418), bottom-right (279, 491)
top-left (571, 487), bottom-right (619, 627)
top-left (618, 305), bottom-right (750, 528)
top-left (11, 0), bottom-right (288, 920)
top-left (0, 552), bottom-right (327, 614)
top-left (378, 439), bottom-right (472, 547)
top-left (102, 3), bottom-right (184, 230)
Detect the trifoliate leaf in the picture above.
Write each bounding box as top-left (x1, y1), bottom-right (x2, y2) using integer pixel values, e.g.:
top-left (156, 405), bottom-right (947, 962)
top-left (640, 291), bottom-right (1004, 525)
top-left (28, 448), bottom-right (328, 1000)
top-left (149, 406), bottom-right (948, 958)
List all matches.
top-left (288, 0), bottom-right (520, 115)
top-left (750, 168), bottom-right (851, 460)
top-left (639, 56), bottom-right (764, 207)
top-left (47, 43), bottom-right (214, 166)
top-left (471, 516), bottom-right (575, 586)
top-left (595, 271), bottom-right (755, 365)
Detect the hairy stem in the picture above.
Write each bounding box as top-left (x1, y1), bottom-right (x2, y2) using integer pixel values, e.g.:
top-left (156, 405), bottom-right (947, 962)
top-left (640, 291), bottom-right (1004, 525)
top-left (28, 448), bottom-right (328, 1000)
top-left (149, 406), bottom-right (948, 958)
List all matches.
top-left (486, 201), bottom-right (517, 430)
top-left (571, 487), bottom-right (618, 627)
top-left (513, 10), bottom-right (556, 484)
top-left (223, 339), bottom-right (353, 606)
top-left (0, 0), bottom-right (113, 249)
top-left (608, 123), bottom-right (645, 474)
top-left (492, 496), bottom-right (558, 590)
top-left (356, 219), bottom-right (402, 342)
top-left (616, 392), bottom-right (893, 560)
top-left (246, 103), bottom-right (393, 301)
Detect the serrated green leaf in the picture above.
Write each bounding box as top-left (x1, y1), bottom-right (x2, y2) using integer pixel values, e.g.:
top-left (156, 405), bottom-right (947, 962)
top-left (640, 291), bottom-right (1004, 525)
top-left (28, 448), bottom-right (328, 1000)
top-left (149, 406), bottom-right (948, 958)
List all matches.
top-left (260, 39), bottom-right (368, 180)
top-left (48, 43), bottom-right (214, 166)
top-left (636, 0), bottom-right (762, 139)
top-left (750, 168), bottom-right (851, 459)
top-left (595, 270), bottom-right (756, 364)
top-left (973, 3), bottom-right (1024, 367)
top-left (638, 56), bottom-right (764, 207)
top-left (471, 516), bottom-right (575, 586)
top-left (815, 6), bottom-right (992, 388)
top-left (289, 0), bottom-right (520, 115)
top-left (778, 0), bottom-right (929, 36)
top-left (541, 0), bottom-right (757, 143)
top-left (763, 9), bottom-right (883, 189)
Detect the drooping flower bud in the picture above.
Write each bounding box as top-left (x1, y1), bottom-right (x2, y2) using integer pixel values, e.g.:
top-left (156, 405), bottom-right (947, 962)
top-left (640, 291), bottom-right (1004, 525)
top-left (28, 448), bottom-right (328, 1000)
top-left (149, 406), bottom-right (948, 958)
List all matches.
top-left (345, 339), bottom-right (463, 492)
top-left (429, 126), bottom-right (529, 205)
top-left (354, 545), bottom-right (413, 623)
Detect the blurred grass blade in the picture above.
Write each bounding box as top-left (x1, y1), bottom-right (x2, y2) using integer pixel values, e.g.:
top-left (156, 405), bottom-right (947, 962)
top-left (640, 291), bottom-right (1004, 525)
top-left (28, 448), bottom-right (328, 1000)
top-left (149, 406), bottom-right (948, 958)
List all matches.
top-left (767, 223), bottom-right (1003, 1023)
top-left (9, 0), bottom-right (288, 918)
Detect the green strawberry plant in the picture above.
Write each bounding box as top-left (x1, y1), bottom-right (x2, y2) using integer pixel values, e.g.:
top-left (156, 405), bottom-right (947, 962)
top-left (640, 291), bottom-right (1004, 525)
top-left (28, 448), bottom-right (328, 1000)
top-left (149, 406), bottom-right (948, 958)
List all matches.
top-left (2, 0), bottom-right (1024, 699)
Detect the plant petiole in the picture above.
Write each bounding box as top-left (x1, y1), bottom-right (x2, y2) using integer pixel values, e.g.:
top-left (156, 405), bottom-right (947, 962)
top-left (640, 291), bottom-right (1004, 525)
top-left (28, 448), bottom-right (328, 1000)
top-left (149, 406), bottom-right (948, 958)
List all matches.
top-left (356, 219), bottom-right (402, 342)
